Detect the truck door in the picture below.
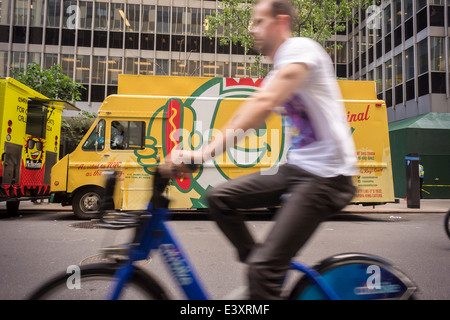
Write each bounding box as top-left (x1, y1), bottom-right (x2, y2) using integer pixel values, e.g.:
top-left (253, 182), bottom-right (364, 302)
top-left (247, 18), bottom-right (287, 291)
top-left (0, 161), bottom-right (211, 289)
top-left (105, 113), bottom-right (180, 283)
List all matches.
top-left (2, 142), bottom-right (22, 185)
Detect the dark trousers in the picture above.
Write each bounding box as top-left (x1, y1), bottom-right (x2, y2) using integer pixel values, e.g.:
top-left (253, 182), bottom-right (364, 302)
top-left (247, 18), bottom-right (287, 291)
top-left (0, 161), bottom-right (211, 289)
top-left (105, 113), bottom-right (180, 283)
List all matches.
top-left (207, 164), bottom-right (356, 299)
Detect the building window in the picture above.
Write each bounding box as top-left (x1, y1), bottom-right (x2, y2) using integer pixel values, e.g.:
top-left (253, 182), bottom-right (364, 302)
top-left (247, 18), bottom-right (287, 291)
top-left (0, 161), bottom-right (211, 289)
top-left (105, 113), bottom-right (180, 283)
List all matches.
top-left (418, 73), bottom-right (429, 96)
top-left (394, 0), bottom-right (401, 28)
top-left (13, 26), bottom-right (26, 43)
top-left (385, 89), bottom-right (392, 107)
top-left (172, 35), bottom-right (185, 52)
top-left (141, 34), bottom-right (154, 50)
top-left (125, 32), bottom-right (139, 49)
top-left (155, 59), bottom-right (168, 75)
top-left (79, 1), bottom-right (93, 29)
top-left (142, 5), bottom-right (156, 33)
top-left (171, 59), bottom-right (185, 76)
top-left (405, 79), bottom-right (415, 101)
top-left (202, 37), bottom-right (215, 54)
top-left (417, 0), bottom-right (427, 11)
top-left (29, 27), bottom-right (43, 44)
top-left (430, 37), bottom-right (445, 71)
top-left (139, 58), bottom-right (154, 75)
top-left (405, 46), bottom-right (414, 81)
top-left (384, 5), bottom-right (391, 36)
top-left (126, 4), bottom-right (140, 32)
top-left (375, 67), bottom-right (383, 92)
top-left (124, 57), bottom-right (138, 75)
top-left (430, 6), bottom-right (445, 26)
top-left (155, 34), bottom-right (170, 51)
top-left (172, 7), bottom-right (185, 35)
top-left (47, 0), bottom-right (61, 27)
top-left (395, 84), bottom-right (403, 104)
top-left (94, 2), bottom-right (108, 30)
top-left (187, 8), bottom-right (201, 36)
top-left (416, 7), bottom-right (427, 33)
top-left (61, 54), bottom-right (74, 78)
top-left (187, 60), bottom-right (200, 77)
top-left (14, 0), bottom-right (28, 26)
top-left (202, 61), bottom-right (216, 77)
top-left (431, 72), bottom-right (446, 93)
top-left (385, 59), bottom-right (392, 89)
top-left (110, 3), bottom-right (124, 31)
top-left (75, 55), bottom-right (90, 84)
top-left (62, 29), bottom-right (76, 46)
top-left (30, 0), bottom-right (45, 27)
top-left (417, 39), bottom-right (428, 75)
top-left (91, 85), bottom-right (105, 102)
top-left (11, 51), bottom-right (25, 74)
top-left (0, 26), bottom-right (9, 42)
top-left (92, 56), bottom-right (106, 84)
top-left (385, 34), bottom-right (391, 53)
top-left (108, 56), bottom-right (122, 85)
top-left (93, 31), bottom-right (107, 47)
top-left (109, 32), bottom-right (123, 49)
top-left (394, 53), bottom-right (402, 86)
top-left (404, 16), bottom-right (413, 40)
top-left (0, 51), bottom-right (8, 76)
top-left (157, 6), bottom-right (170, 34)
top-left (231, 62), bottom-right (245, 78)
top-left (44, 53), bottom-right (57, 69)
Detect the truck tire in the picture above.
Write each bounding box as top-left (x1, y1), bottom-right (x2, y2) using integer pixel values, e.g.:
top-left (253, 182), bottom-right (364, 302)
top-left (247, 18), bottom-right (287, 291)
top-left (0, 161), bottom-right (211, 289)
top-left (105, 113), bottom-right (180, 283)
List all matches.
top-left (6, 200), bottom-right (20, 216)
top-left (72, 187), bottom-right (104, 220)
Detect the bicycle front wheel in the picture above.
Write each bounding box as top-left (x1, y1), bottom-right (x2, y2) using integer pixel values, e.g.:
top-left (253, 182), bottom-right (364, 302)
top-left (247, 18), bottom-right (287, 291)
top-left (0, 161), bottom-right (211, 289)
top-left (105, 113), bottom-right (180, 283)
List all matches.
top-left (29, 263), bottom-right (168, 300)
top-left (445, 210), bottom-right (450, 239)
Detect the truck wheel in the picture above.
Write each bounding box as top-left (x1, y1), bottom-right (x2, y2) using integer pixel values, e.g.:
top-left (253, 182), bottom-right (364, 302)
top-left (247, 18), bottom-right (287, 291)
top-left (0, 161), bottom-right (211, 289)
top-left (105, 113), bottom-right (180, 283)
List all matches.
top-left (6, 200), bottom-right (20, 216)
top-left (72, 187), bottom-right (104, 220)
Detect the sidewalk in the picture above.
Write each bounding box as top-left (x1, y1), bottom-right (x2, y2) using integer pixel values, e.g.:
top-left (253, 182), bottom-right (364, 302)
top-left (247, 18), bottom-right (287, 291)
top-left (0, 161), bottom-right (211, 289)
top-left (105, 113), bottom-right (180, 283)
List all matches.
top-left (343, 198), bottom-right (450, 213)
top-left (5, 198), bottom-right (450, 214)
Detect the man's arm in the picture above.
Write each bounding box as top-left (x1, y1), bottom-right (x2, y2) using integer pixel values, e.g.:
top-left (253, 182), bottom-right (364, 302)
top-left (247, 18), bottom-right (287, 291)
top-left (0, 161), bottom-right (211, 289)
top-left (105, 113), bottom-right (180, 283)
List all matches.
top-left (164, 62), bottom-right (310, 174)
top-left (203, 62), bottom-right (309, 160)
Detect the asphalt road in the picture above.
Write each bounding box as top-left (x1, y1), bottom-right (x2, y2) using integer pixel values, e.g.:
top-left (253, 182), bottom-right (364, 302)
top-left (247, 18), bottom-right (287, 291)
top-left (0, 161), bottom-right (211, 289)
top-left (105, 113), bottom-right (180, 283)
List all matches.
top-left (0, 207), bottom-right (449, 300)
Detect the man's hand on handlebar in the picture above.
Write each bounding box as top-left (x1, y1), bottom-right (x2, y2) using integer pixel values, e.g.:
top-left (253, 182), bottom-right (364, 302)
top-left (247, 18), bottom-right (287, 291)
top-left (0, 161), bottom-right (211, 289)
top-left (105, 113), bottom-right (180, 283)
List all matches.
top-left (160, 149), bottom-right (202, 178)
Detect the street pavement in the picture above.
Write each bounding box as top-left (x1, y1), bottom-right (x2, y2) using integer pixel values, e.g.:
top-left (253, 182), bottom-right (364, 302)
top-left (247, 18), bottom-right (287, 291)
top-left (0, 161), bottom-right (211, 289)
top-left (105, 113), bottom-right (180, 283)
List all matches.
top-left (7, 198), bottom-right (450, 214)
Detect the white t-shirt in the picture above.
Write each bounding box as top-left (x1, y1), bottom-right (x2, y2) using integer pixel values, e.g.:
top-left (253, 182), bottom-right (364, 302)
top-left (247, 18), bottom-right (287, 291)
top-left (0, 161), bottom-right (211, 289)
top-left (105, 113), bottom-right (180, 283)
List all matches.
top-left (263, 37), bottom-right (357, 177)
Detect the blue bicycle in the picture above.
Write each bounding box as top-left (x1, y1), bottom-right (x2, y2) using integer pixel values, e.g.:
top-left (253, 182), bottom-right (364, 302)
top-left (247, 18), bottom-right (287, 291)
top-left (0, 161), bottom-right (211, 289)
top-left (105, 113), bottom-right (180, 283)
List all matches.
top-left (29, 168), bottom-right (418, 300)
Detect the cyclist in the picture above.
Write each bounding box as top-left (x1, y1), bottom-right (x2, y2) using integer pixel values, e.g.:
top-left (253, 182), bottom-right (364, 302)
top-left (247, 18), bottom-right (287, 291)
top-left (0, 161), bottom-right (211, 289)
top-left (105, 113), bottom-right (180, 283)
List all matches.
top-left (164, 0), bottom-right (357, 299)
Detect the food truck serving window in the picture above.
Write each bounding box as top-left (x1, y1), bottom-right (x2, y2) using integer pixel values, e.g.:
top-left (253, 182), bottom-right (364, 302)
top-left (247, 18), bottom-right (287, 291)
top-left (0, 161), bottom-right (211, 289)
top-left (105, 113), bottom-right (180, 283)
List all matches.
top-left (26, 104), bottom-right (48, 139)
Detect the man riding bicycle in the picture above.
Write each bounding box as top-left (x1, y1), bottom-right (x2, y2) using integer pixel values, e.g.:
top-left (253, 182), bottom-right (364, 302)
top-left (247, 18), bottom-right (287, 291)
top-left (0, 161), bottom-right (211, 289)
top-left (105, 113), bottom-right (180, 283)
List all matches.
top-left (164, 0), bottom-right (357, 299)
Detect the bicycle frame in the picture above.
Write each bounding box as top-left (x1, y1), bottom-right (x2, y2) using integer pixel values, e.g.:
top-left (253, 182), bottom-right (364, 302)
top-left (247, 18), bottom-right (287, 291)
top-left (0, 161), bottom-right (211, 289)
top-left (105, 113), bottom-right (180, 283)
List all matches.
top-left (106, 201), bottom-right (342, 300)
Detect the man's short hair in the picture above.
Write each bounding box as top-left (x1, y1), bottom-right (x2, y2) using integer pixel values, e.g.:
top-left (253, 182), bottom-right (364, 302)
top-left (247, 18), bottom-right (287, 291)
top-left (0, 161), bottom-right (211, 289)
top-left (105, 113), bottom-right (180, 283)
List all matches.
top-left (256, 0), bottom-right (295, 30)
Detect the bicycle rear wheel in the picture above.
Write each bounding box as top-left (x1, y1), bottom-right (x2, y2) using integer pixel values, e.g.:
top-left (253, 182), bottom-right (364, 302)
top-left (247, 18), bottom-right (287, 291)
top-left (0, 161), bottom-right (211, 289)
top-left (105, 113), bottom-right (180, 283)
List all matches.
top-left (444, 210), bottom-right (450, 239)
top-left (29, 263), bottom-right (168, 300)
top-left (289, 253), bottom-right (417, 300)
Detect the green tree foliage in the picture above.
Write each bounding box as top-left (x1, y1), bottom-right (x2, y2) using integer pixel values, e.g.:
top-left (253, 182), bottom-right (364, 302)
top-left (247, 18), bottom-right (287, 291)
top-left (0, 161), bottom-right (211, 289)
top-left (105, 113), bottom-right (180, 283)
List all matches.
top-left (11, 62), bottom-right (85, 103)
top-left (205, 0), bottom-right (374, 75)
top-left (11, 62), bottom-right (93, 155)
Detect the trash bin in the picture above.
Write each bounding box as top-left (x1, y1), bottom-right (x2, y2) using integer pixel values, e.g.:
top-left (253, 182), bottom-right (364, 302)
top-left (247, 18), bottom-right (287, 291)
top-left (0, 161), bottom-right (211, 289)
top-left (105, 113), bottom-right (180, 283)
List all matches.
top-left (405, 153), bottom-right (420, 208)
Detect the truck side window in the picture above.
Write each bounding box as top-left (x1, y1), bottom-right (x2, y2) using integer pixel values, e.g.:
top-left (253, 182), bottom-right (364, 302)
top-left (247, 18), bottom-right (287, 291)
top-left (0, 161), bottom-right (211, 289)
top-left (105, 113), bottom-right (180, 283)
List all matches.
top-left (111, 121), bottom-right (145, 150)
top-left (82, 119), bottom-right (105, 151)
top-left (26, 104), bottom-right (48, 139)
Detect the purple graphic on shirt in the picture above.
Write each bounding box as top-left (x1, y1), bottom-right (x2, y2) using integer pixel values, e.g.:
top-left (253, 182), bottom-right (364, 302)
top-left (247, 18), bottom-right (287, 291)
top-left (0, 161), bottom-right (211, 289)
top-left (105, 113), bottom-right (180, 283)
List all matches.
top-left (281, 93), bottom-right (317, 149)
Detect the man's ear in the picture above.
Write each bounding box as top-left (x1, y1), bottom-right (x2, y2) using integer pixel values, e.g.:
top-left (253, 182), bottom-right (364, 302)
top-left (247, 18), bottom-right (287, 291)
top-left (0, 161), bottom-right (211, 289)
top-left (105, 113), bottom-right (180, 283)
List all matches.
top-left (276, 14), bottom-right (291, 29)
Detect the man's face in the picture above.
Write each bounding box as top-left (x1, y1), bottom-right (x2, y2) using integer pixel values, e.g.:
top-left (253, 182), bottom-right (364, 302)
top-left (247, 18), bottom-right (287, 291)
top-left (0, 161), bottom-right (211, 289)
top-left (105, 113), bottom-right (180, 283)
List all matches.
top-left (250, 1), bottom-right (279, 56)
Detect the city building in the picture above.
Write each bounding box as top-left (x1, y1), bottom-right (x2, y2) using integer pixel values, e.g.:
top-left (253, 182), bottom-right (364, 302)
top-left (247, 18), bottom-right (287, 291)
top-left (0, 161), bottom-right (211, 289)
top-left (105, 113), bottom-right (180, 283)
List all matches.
top-left (0, 0), bottom-right (449, 121)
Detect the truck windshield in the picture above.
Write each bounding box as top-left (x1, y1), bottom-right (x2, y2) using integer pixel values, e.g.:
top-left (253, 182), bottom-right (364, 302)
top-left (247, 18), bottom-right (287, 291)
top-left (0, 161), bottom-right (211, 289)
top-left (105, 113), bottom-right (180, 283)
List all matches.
top-left (82, 119), bottom-right (105, 151)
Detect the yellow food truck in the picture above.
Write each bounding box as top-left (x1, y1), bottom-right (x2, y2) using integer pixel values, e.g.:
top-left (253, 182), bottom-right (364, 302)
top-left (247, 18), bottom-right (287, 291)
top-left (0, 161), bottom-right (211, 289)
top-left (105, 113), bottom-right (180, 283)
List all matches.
top-left (50, 75), bottom-right (394, 219)
top-left (0, 77), bottom-right (78, 214)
